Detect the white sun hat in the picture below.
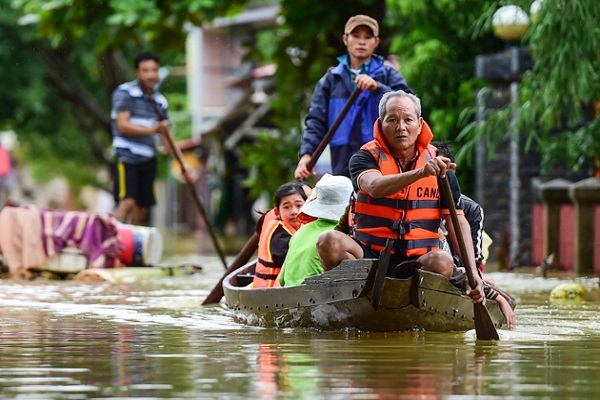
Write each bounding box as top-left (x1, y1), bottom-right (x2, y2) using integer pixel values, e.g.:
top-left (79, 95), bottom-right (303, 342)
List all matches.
top-left (299, 174), bottom-right (353, 221)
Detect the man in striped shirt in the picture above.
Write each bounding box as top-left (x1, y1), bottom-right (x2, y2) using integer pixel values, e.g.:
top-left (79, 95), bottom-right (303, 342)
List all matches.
top-left (111, 52), bottom-right (170, 225)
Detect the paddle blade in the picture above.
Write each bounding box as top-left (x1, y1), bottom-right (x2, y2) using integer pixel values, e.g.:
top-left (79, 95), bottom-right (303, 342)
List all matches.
top-left (474, 303), bottom-right (500, 340)
top-left (202, 233), bottom-right (259, 305)
top-left (371, 238), bottom-right (393, 310)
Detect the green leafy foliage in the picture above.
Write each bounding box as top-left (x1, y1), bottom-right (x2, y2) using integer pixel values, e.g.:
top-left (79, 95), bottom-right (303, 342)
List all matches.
top-left (0, 4), bottom-right (105, 189)
top-left (458, 0), bottom-right (600, 174)
top-left (14, 0), bottom-right (250, 52)
top-left (23, 123), bottom-right (101, 189)
top-left (386, 0), bottom-right (501, 139)
top-left (239, 130), bottom-right (302, 201)
top-left (2, 0), bottom-right (251, 194)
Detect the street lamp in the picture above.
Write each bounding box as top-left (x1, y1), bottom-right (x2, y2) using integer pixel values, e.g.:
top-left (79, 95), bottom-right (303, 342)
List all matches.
top-left (492, 5), bottom-right (529, 43)
top-left (492, 5), bottom-right (528, 269)
top-left (530, 0), bottom-right (544, 23)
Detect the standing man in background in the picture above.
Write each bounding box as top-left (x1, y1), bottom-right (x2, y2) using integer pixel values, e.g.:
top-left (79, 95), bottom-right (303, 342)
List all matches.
top-left (294, 14), bottom-right (413, 179)
top-left (111, 52), bottom-right (170, 225)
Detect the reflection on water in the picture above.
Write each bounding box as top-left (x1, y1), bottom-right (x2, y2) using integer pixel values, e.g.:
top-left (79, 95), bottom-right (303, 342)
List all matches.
top-left (1, 259), bottom-right (600, 399)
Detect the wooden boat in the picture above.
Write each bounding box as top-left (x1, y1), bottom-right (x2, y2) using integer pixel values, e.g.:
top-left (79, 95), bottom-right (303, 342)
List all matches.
top-left (223, 258), bottom-right (513, 332)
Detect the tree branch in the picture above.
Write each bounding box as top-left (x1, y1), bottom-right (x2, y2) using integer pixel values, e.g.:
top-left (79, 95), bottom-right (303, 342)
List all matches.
top-left (35, 45), bottom-right (112, 136)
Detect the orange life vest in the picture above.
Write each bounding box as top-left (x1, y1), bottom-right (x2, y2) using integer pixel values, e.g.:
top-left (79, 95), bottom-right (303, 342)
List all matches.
top-left (253, 210), bottom-right (298, 288)
top-left (351, 119), bottom-right (441, 257)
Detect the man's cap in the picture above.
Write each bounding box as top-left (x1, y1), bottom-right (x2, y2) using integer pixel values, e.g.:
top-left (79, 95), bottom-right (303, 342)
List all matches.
top-left (345, 14), bottom-right (379, 37)
top-left (299, 174), bottom-right (353, 221)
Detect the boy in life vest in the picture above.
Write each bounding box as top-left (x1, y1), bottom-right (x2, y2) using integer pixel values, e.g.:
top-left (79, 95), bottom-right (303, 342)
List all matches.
top-left (294, 14), bottom-right (413, 179)
top-left (252, 182), bottom-right (310, 288)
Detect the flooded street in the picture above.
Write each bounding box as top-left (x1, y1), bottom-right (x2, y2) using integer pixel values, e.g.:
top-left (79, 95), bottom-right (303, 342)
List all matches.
top-left (2, 254), bottom-right (600, 399)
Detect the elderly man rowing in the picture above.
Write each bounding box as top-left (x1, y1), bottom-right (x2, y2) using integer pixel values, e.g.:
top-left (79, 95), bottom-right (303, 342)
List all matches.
top-left (317, 90), bottom-right (486, 305)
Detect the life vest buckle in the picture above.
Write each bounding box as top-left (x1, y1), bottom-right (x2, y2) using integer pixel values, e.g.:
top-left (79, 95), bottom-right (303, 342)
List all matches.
top-left (391, 220), bottom-right (410, 235)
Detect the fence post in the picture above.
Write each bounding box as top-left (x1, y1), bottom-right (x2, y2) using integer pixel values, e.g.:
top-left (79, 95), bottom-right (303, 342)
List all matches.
top-left (569, 177), bottom-right (600, 274)
top-left (539, 179), bottom-right (572, 271)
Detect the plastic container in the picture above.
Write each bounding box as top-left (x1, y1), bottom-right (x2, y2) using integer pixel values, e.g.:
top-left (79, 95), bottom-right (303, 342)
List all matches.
top-left (117, 224), bottom-right (163, 267)
top-left (40, 247), bottom-right (88, 273)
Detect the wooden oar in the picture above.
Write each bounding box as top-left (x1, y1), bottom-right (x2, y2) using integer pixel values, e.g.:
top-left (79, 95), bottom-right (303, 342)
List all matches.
top-left (304, 87), bottom-right (361, 173)
top-left (201, 88), bottom-right (363, 305)
top-left (439, 175), bottom-right (499, 340)
top-left (147, 98), bottom-right (228, 270)
top-left (201, 232), bottom-right (259, 305)
top-left (371, 238), bottom-right (393, 310)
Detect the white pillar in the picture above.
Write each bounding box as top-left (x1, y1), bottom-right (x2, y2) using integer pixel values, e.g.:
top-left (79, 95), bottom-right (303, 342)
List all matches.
top-left (186, 26), bottom-right (204, 138)
top-left (509, 81), bottom-right (520, 267)
top-left (475, 89), bottom-right (486, 203)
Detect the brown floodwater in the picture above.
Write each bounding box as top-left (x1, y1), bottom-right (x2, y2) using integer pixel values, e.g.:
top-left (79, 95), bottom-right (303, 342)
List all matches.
top-left (1, 254), bottom-right (600, 399)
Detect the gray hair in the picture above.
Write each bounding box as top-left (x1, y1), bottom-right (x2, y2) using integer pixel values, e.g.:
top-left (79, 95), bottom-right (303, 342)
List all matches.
top-left (378, 90), bottom-right (422, 120)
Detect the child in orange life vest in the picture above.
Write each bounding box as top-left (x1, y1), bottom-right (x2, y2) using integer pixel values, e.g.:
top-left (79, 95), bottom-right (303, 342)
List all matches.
top-left (252, 182), bottom-right (311, 288)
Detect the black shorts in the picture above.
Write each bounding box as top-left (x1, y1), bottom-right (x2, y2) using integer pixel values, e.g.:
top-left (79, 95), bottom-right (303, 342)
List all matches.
top-left (114, 158), bottom-right (157, 208)
top-left (357, 239), bottom-right (466, 288)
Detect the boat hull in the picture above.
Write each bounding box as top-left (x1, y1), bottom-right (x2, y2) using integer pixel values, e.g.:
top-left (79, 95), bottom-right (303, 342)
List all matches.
top-left (223, 259), bottom-right (510, 332)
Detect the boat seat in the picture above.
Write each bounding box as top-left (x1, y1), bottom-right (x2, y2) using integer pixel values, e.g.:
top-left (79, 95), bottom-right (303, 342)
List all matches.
top-left (236, 273), bottom-right (255, 287)
top-left (389, 260), bottom-right (422, 279)
top-left (303, 259), bottom-right (373, 284)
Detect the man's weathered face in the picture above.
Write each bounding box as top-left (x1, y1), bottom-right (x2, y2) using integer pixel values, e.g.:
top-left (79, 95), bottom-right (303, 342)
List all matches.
top-left (136, 59), bottom-right (160, 91)
top-left (381, 96), bottom-right (422, 154)
top-left (343, 25), bottom-right (379, 63)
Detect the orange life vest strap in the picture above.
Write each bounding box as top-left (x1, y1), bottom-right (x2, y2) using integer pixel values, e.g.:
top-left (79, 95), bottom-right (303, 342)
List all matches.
top-left (257, 257), bottom-right (282, 269)
top-left (254, 271), bottom-right (280, 281)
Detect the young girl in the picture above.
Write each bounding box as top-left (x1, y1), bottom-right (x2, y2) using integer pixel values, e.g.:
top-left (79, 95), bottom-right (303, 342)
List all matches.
top-left (253, 182), bottom-right (310, 288)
